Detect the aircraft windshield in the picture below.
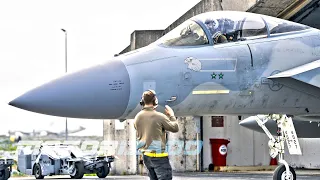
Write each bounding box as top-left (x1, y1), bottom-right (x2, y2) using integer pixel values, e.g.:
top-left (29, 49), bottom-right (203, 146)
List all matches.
top-left (157, 20), bottom-right (209, 46)
top-left (195, 11), bottom-right (269, 44)
top-left (193, 11), bottom-right (311, 44)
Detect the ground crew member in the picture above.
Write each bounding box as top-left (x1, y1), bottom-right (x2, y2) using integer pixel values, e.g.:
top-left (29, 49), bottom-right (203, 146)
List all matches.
top-left (134, 89), bottom-right (179, 180)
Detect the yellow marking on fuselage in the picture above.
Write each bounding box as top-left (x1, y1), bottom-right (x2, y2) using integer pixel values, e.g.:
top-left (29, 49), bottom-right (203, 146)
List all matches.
top-left (192, 90), bottom-right (230, 94)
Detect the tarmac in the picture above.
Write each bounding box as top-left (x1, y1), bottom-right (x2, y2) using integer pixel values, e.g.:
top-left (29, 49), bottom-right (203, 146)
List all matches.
top-left (10, 170), bottom-right (320, 180)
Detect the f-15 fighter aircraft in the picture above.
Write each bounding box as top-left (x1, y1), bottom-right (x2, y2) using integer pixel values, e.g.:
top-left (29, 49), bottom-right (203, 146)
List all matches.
top-left (8, 125), bottom-right (85, 137)
top-left (9, 11), bottom-right (320, 180)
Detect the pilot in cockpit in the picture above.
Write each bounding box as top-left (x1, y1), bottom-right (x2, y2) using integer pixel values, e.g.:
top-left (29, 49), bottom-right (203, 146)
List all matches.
top-left (204, 18), bottom-right (228, 44)
top-left (221, 18), bottom-right (238, 42)
top-left (204, 18), bottom-right (218, 35)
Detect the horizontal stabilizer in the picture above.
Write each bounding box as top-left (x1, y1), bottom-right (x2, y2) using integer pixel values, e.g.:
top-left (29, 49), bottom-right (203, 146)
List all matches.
top-left (268, 60), bottom-right (320, 97)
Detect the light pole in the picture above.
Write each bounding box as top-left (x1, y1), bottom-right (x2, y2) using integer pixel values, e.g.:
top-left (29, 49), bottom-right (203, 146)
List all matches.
top-left (61, 29), bottom-right (68, 140)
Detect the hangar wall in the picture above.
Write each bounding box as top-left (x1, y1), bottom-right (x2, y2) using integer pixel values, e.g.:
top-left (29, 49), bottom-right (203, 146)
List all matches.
top-left (286, 139), bottom-right (320, 168)
top-left (247, 0), bottom-right (297, 17)
top-left (203, 117), bottom-right (320, 169)
top-left (119, 30), bottom-right (163, 54)
top-left (202, 116), bottom-right (270, 169)
top-left (167, 117), bottom-right (201, 172)
top-left (103, 119), bottom-right (137, 175)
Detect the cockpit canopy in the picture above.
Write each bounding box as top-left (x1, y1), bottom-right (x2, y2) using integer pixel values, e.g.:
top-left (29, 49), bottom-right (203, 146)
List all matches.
top-left (158, 20), bottom-right (209, 46)
top-left (156, 11), bottom-right (311, 46)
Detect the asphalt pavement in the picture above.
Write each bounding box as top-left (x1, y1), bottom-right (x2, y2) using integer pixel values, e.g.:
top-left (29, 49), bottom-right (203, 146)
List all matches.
top-left (11, 170), bottom-right (320, 180)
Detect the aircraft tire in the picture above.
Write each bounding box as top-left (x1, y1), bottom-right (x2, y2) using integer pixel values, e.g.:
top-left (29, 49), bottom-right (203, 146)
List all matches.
top-left (0, 169), bottom-right (6, 180)
top-left (34, 163), bottom-right (44, 179)
top-left (273, 164), bottom-right (296, 180)
top-left (96, 163), bottom-right (110, 178)
top-left (70, 162), bottom-right (84, 179)
top-left (4, 168), bottom-right (10, 180)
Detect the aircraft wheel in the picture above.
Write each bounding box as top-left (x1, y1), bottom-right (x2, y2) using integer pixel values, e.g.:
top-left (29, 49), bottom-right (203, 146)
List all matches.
top-left (0, 169), bottom-right (6, 180)
top-left (34, 163), bottom-right (44, 179)
top-left (0, 168), bottom-right (10, 180)
top-left (96, 163), bottom-right (110, 178)
top-left (4, 168), bottom-right (10, 180)
top-left (273, 164), bottom-right (296, 180)
top-left (70, 162), bottom-right (84, 179)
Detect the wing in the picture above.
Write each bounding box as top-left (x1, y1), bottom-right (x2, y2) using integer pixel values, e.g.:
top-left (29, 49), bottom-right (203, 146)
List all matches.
top-left (268, 60), bottom-right (320, 98)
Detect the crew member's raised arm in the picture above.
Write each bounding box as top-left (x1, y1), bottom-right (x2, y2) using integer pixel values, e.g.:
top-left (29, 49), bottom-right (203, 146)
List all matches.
top-left (160, 105), bottom-right (179, 132)
top-left (161, 115), bottom-right (179, 132)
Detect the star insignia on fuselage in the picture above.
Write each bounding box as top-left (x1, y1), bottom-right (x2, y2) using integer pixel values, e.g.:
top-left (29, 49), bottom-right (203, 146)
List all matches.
top-left (211, 72), bottom-right (217, 79)
top-left (219, 72), bottom-right (224, 79)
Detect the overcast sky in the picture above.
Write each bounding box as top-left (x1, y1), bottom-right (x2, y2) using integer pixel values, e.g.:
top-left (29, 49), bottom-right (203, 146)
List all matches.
top-left (0, 0), bottom-right (201, 136)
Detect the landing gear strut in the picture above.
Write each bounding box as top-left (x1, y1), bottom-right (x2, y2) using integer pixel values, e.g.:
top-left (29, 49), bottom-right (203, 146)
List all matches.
top-left (255, 114), bottom-right (301, 180)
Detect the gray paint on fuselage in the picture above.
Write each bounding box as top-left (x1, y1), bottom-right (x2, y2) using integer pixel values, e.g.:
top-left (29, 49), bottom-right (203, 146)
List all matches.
top-left (119, 29), bottom-right (320, 119)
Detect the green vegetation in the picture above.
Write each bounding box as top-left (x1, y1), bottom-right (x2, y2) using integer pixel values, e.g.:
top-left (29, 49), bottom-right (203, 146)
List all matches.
top-left (0, 140), bottom-right (17, 151)
top-left (12, 171), bottom-right (29, 177)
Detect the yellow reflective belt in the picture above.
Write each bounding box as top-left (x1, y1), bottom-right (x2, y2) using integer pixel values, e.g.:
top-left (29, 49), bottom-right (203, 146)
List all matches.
top-left (144, 152), bottom-right (169, 157)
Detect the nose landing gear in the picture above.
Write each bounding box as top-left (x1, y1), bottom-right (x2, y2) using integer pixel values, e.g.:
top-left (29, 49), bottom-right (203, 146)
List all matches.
top-left (254, 114), bottom-right (301, 180)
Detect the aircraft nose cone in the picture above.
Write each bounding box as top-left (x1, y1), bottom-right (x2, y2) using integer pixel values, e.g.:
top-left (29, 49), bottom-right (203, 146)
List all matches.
top-left (9, 60), bottom-right (130, 119)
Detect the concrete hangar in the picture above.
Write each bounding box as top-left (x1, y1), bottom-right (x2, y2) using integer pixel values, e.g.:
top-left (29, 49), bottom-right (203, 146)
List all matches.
top-left (103, 0), bottom-right (320, 175)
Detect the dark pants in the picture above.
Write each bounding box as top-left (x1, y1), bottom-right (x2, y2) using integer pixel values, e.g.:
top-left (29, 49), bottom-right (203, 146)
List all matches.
top-left (143, 155), bottom-right (172, 180)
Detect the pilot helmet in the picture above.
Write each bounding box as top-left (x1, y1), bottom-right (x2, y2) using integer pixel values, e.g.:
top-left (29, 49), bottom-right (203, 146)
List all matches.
top-left (204, 19), bottom-right (219, 30)
top-left (223, 19), bottom-right (235, 33)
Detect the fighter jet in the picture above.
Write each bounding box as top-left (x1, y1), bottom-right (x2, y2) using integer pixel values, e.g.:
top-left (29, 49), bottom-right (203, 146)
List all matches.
top-left (8, 126), bottom-right (85, 137)
top-left (9, 11), bottom-right (320, 179)
top-left (7, 126), bottom-right (86, 141)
